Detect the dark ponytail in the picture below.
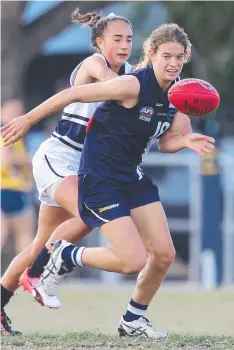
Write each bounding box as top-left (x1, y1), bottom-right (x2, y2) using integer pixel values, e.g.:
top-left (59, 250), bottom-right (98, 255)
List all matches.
top-left (71, 8), bottom-right (132, 50)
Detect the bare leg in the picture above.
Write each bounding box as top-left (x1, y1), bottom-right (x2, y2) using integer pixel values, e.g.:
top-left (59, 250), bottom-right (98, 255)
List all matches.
top-left (12, 209), bottom-right (36, 255)
top-left (77, 217), bottom-right (147, 274)
top-left (45, 176), bottom-right (90, 248)
top-left (35, 217), bottom-right (147, 311)
top-left (46, 217), bottom-right (89, 249)
top-left (130, 202), bottom-right (175, 304)
top-left (1, 211), bottom-right (11, 250)
top-left (2, 175), bottom-right (91, 291)
top-left (1, 204), bottom-right (71, 291)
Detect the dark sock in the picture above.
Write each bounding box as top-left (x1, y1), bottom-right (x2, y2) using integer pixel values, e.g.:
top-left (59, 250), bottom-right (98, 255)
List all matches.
top-left (28, 247), bottom-right (50, 278)
top-left (1, 285), bottom-right (14, 309)
top-left (61, 245), bottom-right (78, 270)
top-left (61, 244), bottom-right (86, 270)
top-left (123, 298), bottom-right (148, 322)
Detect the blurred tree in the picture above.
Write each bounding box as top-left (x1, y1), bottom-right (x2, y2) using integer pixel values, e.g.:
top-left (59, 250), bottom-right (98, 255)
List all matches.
top-left (165, 1), bottom-right (234, 135)
top-left (1, 1), bottom-right (113, 103)
top-left (125, 2), bottom-right (152, 64)
top-left (127, 2), bottom-right (168, 65)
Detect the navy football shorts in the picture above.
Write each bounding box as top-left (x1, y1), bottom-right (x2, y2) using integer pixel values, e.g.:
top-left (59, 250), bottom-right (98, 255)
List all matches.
top-left (78, 174), bottom-right (160, 229)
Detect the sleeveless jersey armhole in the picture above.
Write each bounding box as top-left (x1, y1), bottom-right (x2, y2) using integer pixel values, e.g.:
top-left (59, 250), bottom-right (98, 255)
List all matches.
top-left (127, 71), bottom-right (147, 108)
top-left (70, 53), bottom-right (108, 87)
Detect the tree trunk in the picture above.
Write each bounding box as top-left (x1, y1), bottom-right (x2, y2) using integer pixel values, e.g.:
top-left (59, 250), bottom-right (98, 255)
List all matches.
top-left (1, 1), bottom-right (114, 103)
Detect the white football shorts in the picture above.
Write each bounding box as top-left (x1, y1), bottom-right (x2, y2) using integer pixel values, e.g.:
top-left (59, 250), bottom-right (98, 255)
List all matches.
top-left (32, 137), bottom-right (81, 207)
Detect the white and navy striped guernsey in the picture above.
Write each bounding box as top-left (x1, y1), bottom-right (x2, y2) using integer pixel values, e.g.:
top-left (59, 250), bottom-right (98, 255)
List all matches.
top-left (52, 53), bottom-right (132, 152)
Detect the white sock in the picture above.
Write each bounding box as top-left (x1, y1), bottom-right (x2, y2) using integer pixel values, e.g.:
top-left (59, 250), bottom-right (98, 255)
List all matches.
top-left (71, 246), bottom-right (86, 267)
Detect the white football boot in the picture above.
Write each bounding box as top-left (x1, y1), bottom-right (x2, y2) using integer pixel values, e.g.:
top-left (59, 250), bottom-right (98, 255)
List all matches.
top-left (32, 240), bottom-right (74, 309)
top-left (118, 316), bottom-right (168, 339)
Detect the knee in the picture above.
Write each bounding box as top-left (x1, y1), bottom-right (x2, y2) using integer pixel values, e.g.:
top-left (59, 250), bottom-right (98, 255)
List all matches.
top-left (149, 247), bottom-right (176, 271)
top-left (121, 256), bottom-right (147, 275)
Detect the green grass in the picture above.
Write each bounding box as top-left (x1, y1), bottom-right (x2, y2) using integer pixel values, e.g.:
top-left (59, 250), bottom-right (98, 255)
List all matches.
top-left (2, 332), bottom-right (234, 350)
top-left (6, 285), bottom-right (234, 336)
top-left (2, 285), bottom-right (234, 349)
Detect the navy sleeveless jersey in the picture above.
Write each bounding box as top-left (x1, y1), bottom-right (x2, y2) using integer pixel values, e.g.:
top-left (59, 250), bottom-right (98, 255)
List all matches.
top-left (79, 64), bottom-right (177, 183)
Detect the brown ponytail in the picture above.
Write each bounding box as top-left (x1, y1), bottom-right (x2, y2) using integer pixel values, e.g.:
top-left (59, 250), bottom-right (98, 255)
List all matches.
top-left (71, 8), bottom-right (102, 28)
top-left (71, 8), bottom-right (132, 50)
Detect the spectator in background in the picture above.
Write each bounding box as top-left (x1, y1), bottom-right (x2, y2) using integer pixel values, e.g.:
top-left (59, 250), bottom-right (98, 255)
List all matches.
top-left (1, 99), bottom-right (35, 254)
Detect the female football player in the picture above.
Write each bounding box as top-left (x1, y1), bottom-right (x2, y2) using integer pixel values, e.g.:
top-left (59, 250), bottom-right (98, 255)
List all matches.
top-left (2, 24), bottom-right (214, 338)
top-left (0, 10), bottom-right (132, 335)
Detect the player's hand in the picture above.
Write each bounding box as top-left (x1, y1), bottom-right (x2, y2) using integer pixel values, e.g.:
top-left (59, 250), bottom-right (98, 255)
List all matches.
top-left (1, 115), bottom-right (32, 147)
top-left (184, 133), bottom-right (215, 155)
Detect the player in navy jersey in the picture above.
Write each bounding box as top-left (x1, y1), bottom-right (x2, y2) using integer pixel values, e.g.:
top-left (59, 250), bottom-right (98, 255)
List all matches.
top-left (2, 24), bottom-right (214, 338)
top-left (0, 10), bottom-right (132, 335)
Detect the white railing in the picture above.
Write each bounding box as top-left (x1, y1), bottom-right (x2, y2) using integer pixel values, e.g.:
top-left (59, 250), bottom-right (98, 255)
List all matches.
top-left (141, 152), bottom-right (202, 284)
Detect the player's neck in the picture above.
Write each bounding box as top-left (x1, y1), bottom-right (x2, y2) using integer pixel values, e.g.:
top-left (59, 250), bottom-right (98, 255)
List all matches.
top-left (152, 66), bottom-right (171, 91)
top-left (155, 74), bottom-right (171, 91)
top-left (107, 61), bottom-right (123, 74)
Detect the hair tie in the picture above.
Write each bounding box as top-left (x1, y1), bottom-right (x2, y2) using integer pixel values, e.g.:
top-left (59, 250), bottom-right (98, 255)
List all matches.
top-left (106, 12), bottom-right (116, 18)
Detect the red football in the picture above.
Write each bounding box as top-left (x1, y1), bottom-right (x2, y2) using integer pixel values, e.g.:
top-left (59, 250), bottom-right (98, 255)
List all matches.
top-left (168, 78), bottom-right (220, 116)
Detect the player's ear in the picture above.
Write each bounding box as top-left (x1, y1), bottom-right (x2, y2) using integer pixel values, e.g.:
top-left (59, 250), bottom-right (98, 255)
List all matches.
top-left (148, 49), bottom-right (155, 61)
top-left (148, 49), bottom-right (153, 57)
top-left (96, 36), bottom-right (103, 50)
top-left (184, 47), bottom-right (191, 63)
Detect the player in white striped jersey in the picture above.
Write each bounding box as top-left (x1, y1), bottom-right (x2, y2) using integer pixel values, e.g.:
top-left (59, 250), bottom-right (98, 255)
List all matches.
top-left (0, 9), bottom-right (132, 335)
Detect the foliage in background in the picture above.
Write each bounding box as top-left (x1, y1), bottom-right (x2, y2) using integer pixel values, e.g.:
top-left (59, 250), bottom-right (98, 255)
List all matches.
top-left (1, 1), bottom-right (113, 102)
top-left (2, 1), bottom-right (233, 135)
top-left (165, 1), bottom-right (234, 135)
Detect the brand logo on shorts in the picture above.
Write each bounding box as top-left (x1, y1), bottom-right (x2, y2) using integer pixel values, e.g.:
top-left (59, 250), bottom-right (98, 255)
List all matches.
top-left (99, 203), bottom-right (119, 213)
top-left (67, 165), bottom-right (75, 171)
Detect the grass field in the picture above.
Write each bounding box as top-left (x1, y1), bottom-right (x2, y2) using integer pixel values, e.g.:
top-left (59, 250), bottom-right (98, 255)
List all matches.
top-left (3, 333), bottom-right (234, 350)
top-left (2, 283), bottom-right (234, 349)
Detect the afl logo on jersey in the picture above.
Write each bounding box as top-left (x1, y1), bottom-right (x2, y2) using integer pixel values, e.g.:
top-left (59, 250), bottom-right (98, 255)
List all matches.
top-left (139, 106), bottom-right (154, 122)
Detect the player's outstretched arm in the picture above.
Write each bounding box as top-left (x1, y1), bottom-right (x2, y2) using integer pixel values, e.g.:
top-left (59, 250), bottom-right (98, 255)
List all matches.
top-left (158, 112), bottom-right (215, 155)
top-left (1, 75), bottom-right (139, 147)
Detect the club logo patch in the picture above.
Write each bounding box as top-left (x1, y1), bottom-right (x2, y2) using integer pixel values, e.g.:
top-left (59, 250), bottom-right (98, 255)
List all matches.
top-left (139, 106), bottom-right (154, 122)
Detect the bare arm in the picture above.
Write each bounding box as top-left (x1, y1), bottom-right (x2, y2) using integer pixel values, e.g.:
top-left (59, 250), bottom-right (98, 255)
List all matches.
top-left (25, 75), bottom-right (139, 125)
top-left (158, 112), bottom-right (215, 155)
top-left (158, 112), bottom-right (192, 153)
top-left (1, 75), bottom-right (140, 146)
top-left (75, 56), bottom-right (119, 84)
